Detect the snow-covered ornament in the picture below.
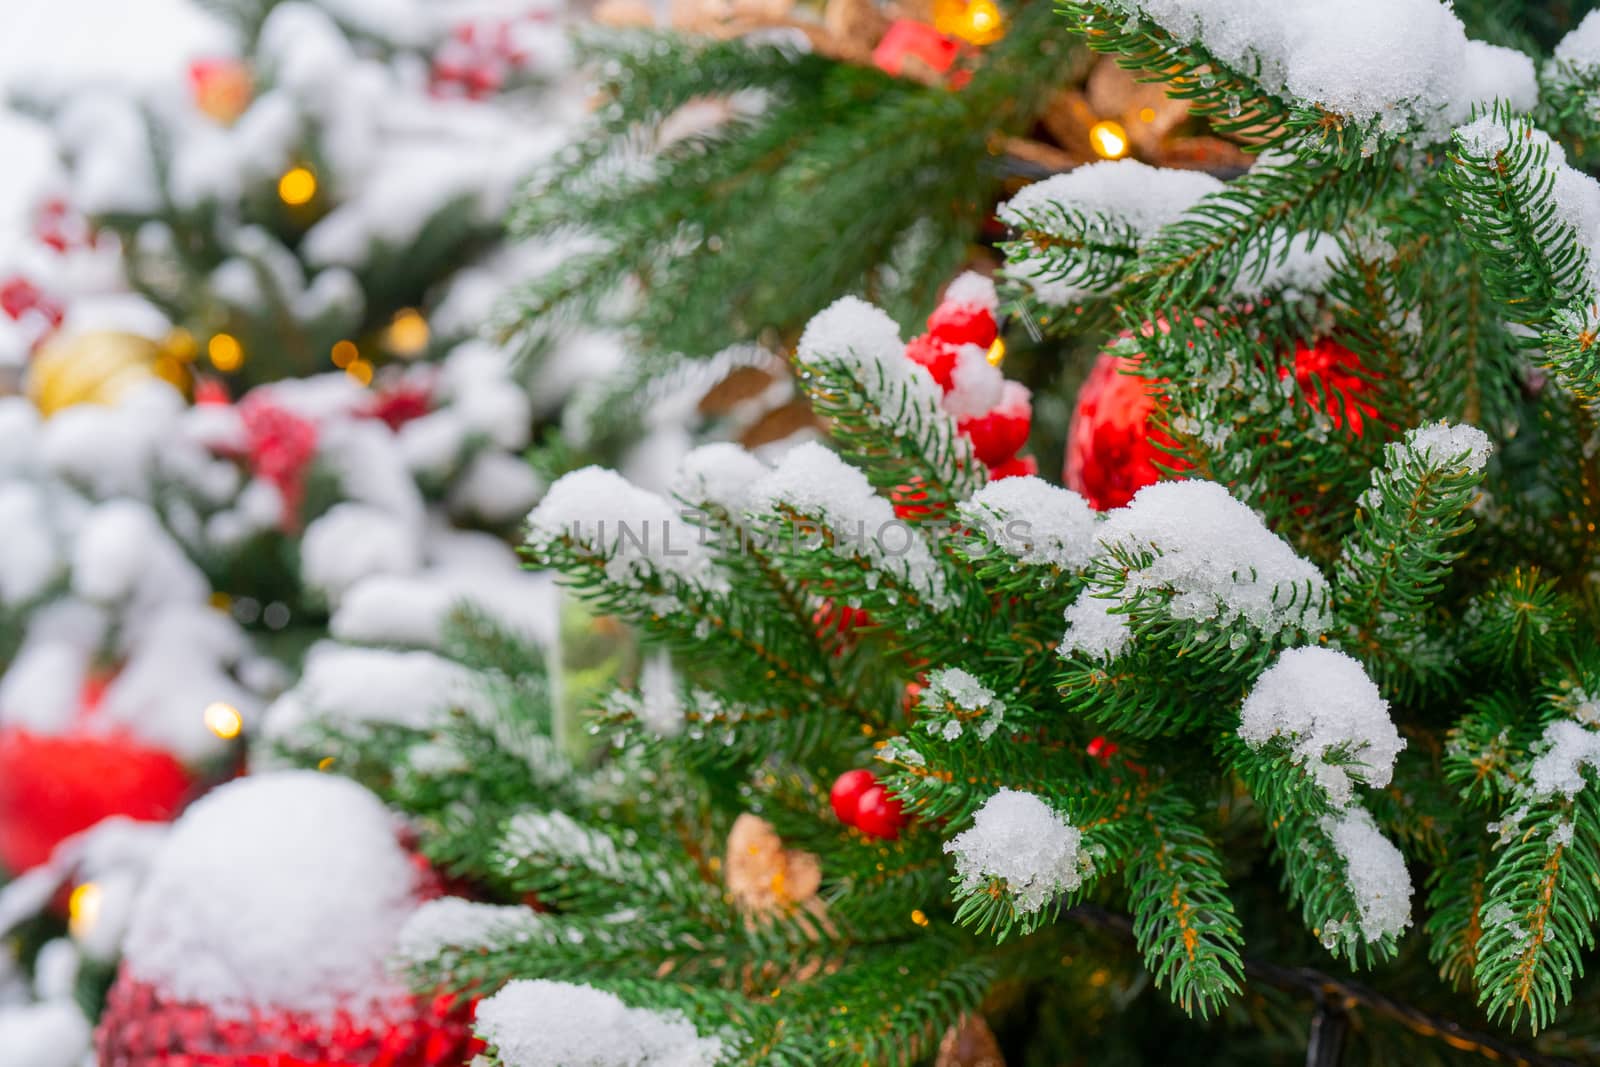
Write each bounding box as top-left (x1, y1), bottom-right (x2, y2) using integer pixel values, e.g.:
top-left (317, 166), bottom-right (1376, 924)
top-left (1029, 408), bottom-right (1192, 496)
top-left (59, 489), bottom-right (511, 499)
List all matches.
top-left (95, 772), bottom-right (482, 1066)
top-left (0, 725), bottom-right (193, 875)
top-left (902, 273), bottom-right (1034, 478)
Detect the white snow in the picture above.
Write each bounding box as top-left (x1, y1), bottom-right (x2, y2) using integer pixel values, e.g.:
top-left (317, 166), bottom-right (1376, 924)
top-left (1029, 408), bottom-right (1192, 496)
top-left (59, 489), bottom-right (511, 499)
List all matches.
top-left (945, 789), bottom-right (1091, 914)
top-left (1403, 421), bottom-right (1493, 472)
top-left (1058, 593), bottom-right (1133, 661)
top-left (1091, 480), bottom-right (1329, 639)
top-left (447, 451), bottom-right (544, 524)
top-left (941, 345), bottom-right (1007, 420)
top-left (1320, 806), bottom-right (1413, 943)
top-left (332, 567), bottom-right (556, 651)
top-left (396, 899), bottom-right (540, 964)
top-left (999, 160), bottom-right (1222, 305)
top-left (527, 467), bottom-right (723, 601)
top-left (957, 476), bottom-right (1098, 569)
top-left (475, 980), bottom-right (725, 1067)
top-left (1099, 0), bottom-right (1533, 142)
top-left (0, 484), bottom-right (64, 606)
top-left (1238, 647), bottom-right (1403, 806)
top-left (265, 644), bottom-right (487, 742)
top-left (796, 296), bottom-right (942, 404)
top-left (1553, 12), bottom-right (1600, 75)
top-left (0, 1001), bottom-right (91, 1067)
top-left (1526, 720), bottom-right (1600, 798)
top-left (300, 502), bottom-right (424, 605)
top-left (121, 772), bottom-right (420, 1018)
top-left (748, 442), bottom-right (951, 610)
top-left (672, 443), bottom-right (770, 515)
top-left (920, 668), bottom-right (1007, 741)
top-left (943, 270), bottom-right (998, 310)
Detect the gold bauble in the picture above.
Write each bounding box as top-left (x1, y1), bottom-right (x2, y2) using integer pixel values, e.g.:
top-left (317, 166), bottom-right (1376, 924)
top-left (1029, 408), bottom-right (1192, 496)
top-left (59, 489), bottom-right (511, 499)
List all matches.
top-left (27, 331), bottom-right (189, 416)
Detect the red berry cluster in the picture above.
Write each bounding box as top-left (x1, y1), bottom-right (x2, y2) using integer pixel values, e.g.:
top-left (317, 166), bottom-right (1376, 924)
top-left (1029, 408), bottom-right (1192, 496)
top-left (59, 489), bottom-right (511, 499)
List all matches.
top-left (95, 979), bottom-right (482, 1067)
top-left (33, 198), bottom-right (95, 255)
top-left (239, 397), bottom-right (320, 531)
top-left (830, 769), bottom-right (909, 841)
top-left (902, 277), bottom-right (1035, 482)
top-left (363, 378), bottom-right (434, 431)
top-left (430, 16), bottom-right (545, 100)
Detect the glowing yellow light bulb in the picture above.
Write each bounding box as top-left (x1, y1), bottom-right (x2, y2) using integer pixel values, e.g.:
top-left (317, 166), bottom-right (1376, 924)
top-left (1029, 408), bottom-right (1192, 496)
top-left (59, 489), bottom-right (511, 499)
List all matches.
top-left (164, 327), bottom-right (199, 362)
top-left (204, 701), bottom-right (243, 740)
top-left (910, 908), bottom-right (930, 927)
top-left (1089, 120), bottom-right (1130, 159)
top-left (382, 307), bottom-right (430, 358)
top-left (330, 339), bottom-right (359, 369)
top-left (934, 0), bottom-right (1005, 45)
top-left (346, 358), bottom-right (374, 385)
top-left (986, 336), bottom-right (1006, 366)
top-left (68, 882), bottom-right (102, 940)
top-left (207, 332), bottom-right (244, 372)
top-left (277, 166), bottom-right (317, 206)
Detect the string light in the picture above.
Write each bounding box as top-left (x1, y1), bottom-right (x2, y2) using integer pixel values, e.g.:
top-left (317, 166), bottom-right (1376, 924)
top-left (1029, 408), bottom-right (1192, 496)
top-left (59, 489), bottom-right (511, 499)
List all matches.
top-left (208, 332), bottom-right (244, 372)
top-left (1089, 120), bottom-right (1130, 159)
top-left (204, 701), bottom-right (243, 741)
top-left (1139, 106), bottom-right (1157, 123)
top-left (382, 308), bottom-right (430, 358)
top-left (277, 166), bottom-right (317, 206)
top-left (934, 0), bottom-right (1005, 45)
top-left (68, 882), bottom-right (102, 940)
top-left (330, 339), bottom-right (359, 369)
top-left (986, 337), bottom-right (1006, 366)
top-left (910, 908), bottom-right (930, 927)
top-left (346, 358), bottom-right (374, 385)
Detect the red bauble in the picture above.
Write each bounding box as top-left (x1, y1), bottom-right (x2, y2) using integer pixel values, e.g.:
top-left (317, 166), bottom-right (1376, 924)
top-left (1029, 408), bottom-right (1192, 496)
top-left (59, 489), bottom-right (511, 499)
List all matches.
top-left (239, 397), bottom-right (319, 529)
top-left (927, 303), bottom-right (997, 349)
top-left (854, 785), bottom-right (908, 840)
top-left (830, 769), bottom-right (878, 826)
top-left (987, 454), bottom-right (1038, 481)
top-left (959, 399), bottom-right (1031, 467)
top-left (905, 334), bottom-right (959, 392)
top-left (96, 979), bottom-right (481, 1067)
top-left (1285, 337), bottom-right (1376, 436)
top-left (1063, 352), bottom-right (1182, 511)
top-left (0, 727), bottom-right (193, 874)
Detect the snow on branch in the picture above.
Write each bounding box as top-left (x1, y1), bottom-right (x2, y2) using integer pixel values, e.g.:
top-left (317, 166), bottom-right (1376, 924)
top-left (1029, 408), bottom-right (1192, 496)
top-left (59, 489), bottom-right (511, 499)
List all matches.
top-left (946, 789), bottom-right (1095, 919)
top-left (1238, 647), bottom-right (1404, 807)
top-left (475, 980), bottom-right (726, 1067)
top-left (1087, 0), bottom-right (1534, 146)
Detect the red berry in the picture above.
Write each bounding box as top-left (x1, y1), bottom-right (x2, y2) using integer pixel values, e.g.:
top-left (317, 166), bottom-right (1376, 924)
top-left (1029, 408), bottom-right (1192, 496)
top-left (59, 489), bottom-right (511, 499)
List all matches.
top-left (959, 399), bottom-right (1031, 467)
top-left (1087, 735), bottom-right (1119, 764)
top-left (986, 454), bottom-right (1037, 481)
top-left (904, 333), bottom-right (959, 392)
top-left (854, 785), bottom-right (907, 840)
top-left (830, 769), bottom-right (878, 826)
top-left (927, 302), bottom-right (996, 348)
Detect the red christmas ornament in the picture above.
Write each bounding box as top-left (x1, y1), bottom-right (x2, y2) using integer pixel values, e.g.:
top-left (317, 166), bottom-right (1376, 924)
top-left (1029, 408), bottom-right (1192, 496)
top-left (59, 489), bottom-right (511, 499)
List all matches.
top-left (1063, 351), bottom-right (1183, 511)
top-left (854, 784), bottom-right (908, 840)
top-left (364, 380), bottom-right (433, 431)
top-left (872, 20), bottom-right (962, 79)
top-left (1283, 337), bottom-right (1376, 436)
top-left (239, 397), bottom-right (319, 530)
top-left (958, 393), bottom-right (1031, 467)
top-left (905, 333), bottom-right (960, 392)
top-left (96, 980), bottom-right (481, 1067)
top-left (987, 454), bottom-right (1037, 481)
top-left (0, 727), bottom-right (193, 874)
top-left (927, 302), bottom-right (997, 349)
top-left (830, 769), bottom-right (879, 826)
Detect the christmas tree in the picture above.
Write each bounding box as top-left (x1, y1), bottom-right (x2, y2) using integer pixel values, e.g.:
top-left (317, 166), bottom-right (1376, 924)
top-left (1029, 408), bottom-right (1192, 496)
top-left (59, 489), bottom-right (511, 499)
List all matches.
top-left (383, 1), bottom-right (1600, 1064)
